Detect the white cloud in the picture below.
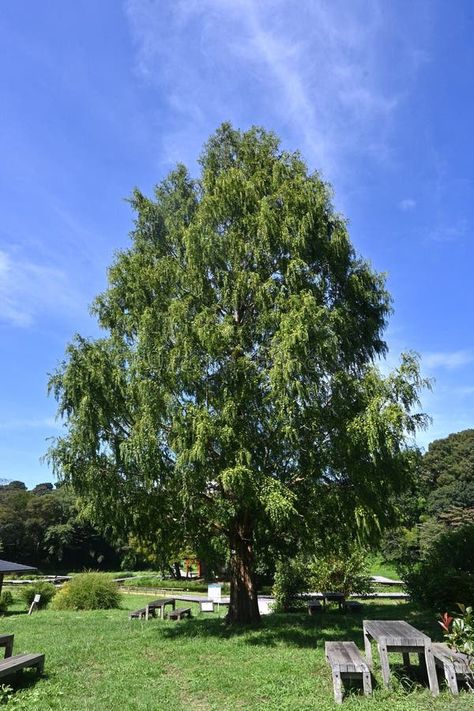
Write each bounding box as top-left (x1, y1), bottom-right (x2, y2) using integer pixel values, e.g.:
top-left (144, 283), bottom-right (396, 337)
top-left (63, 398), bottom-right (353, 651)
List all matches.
top-left (429, 219), bottom-right (469, 243)
top-left (0, 417), bottom-right (59, 430)
top-left (423, 350), bottom-right (473, 370)
top-left (123, 0), bottom-right (430, 182)
top-left (399, 198), bottom-right (416, 211)
top-left (0, 249), bottom-right (81, 327)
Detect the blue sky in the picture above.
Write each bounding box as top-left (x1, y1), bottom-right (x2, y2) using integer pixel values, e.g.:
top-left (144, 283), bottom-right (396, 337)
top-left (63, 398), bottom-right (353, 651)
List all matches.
top-left (1, 0), bottom-right (473, 487)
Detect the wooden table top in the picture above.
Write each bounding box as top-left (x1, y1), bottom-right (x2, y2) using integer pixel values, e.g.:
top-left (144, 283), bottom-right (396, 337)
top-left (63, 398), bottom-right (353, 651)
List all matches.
top-left (363, 620), bottom-right (430, 645)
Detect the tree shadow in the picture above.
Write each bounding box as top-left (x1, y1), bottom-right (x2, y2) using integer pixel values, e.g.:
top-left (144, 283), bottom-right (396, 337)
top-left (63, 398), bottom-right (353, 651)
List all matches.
top-left (158, 602), bottom-right (444, 651)
top-left (0, 668), bottom-right (47, 693)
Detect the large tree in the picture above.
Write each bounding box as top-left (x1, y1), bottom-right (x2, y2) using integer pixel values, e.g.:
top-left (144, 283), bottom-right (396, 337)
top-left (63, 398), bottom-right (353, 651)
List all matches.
top-left (48, 124), bottom-right (427, 623)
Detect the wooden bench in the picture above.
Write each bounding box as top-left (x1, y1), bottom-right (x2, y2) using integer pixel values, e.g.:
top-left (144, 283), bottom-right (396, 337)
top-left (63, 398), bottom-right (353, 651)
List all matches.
top-left (308, 600), bottom-right (322, 615)
top-left (432, 642), bottom-right (473, 694)
top-left (0, 653), bottom-right (45, 679)
top-left (343, 600), bottom-right (364, 613)
top-left (129, 607), bottom-right (152, 620)
top-left (325, 641), bottom-right (372, 704)
top-left (0, 634), bottom-right (14, 659)
top-left (167, 607), bottom-right (192, 621)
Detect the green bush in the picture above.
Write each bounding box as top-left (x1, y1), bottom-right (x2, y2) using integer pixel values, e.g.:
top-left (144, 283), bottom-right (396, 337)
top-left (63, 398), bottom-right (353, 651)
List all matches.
top-left (402, 523), bottom-right (474, 610)
top-left (0, 591), bottom-right (13, 614)
top-left (272, 558), bottom-right (308, 612)
top-left (52, 572), bottom-right (121, 610)
top-left (309, 549), bottom-right (373, 598)
top-left (20, 582), bottom-right (57, 609)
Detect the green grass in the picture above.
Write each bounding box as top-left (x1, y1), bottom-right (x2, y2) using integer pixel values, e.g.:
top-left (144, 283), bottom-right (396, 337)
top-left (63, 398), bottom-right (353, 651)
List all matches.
top-left (368, 555), bottom-right (400, 581)
top-left (0, 594), bottom-right (471, 710)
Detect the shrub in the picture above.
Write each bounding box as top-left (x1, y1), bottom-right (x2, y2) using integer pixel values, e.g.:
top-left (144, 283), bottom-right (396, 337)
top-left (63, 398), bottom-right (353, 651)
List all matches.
top-left (20, 582), bottom-right (57, 609)
top-left (52, 572), bottom-right (121, 610)
top-left (0, 591), bottom-right (13, 614)
top-left (402, 523), bottom-right (474, 610)
top-left (309, 549), bottom-right (373, 598)
top-left (272, 558), bottom-right (308, 612)
top-left (439, 604), bottom-right (474, 656)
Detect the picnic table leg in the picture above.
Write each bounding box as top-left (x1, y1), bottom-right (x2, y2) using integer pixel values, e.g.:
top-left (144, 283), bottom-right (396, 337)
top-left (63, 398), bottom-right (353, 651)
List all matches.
top-left (5, 639), bottom-right (13, 658)
top-left (332, 670), bottom-right (343, 704)
top-left (363, 627), bottom-right (373, 667)
top-left (362, 669), bottom-right (372, 696)
top-left (424, 644), bottom-right (439, 696)
top-left (402, 653), bottom-right (410, 667)
top-left (378, 642), bottom-right (391, 687)
top-left (145, 605), bottom-right (149, 621)
top-left (443, 661), bottom-right (459, 694)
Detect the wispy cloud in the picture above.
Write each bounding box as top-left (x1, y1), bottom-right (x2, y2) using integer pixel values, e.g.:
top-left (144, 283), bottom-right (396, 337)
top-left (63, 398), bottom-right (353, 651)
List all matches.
top-left (0, 417), bottom-right (60, 431)
top-left (0, 249), bottom-right (81, 327)
top-left (429, 218), bottom-right (469, 243)
top-left (423, 350), bottom-right (473, 370)
top-left (399, 198), bottom-right (416, 211)
top-left (123, 0), bottom-right (431, 182)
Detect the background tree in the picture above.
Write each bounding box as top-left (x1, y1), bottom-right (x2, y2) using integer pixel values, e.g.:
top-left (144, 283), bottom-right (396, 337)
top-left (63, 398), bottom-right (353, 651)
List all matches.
top-left (380, 428), bottom-right (474, 608)
top-left (48, 124), bottom-right (428, 624)
top-left (0, 481), bottom-right (119, 571)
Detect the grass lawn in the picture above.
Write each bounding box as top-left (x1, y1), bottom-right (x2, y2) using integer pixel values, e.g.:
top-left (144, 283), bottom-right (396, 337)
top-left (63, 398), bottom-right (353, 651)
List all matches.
top-left (0, 593), bottom-right (471, 710)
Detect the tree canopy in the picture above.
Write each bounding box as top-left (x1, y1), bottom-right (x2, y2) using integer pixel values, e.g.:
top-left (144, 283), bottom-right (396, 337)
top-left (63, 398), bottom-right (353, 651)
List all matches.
top-left (48, 124), bottom-right (428, 623)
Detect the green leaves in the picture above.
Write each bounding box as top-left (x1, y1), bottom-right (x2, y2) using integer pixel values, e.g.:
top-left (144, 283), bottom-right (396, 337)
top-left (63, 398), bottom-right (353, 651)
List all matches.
top-left (48, 123), bottom-right (428, 573)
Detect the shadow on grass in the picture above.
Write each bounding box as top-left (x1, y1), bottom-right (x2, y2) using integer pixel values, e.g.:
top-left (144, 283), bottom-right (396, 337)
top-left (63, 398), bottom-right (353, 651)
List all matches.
top-left (158, 602), bottom-right (443, 651)
top-left (1, 668), bottom-right (47, 693)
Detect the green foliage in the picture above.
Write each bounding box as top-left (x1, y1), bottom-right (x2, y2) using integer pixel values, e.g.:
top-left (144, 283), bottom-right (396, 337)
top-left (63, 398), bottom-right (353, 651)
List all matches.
top-left (309, 548), bottom-right (373, 598)
top-left (20, 582), bottom-right (57, 609)
top-left (47, 123), bottom-right (428, 622)
top-left (0, 684), bottom-right (13, 705)
top-left (383, 429), bottom-right (474, 610)
top-left (0, 591), bottom-right (13, 614)
top-left (422, 429), bottom-right (474, 517)
top-left (402, 523), bottom-right (474, 610)
top-left (0, 480), bottom-right (120, 571)
top-left (272, 558), bottom-right (309, 612)
top-left (52, 572), bottom-right (121, 610)
top-left (439, 605), bottom-right (474, 657)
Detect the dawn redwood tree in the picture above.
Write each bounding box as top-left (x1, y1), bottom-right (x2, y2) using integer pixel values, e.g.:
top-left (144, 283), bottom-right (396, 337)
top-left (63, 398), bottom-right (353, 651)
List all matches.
top-left (48, 124), bottom-right (428, 624)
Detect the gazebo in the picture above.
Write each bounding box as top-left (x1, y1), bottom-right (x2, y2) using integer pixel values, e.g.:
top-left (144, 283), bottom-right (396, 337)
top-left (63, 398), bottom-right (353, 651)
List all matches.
top-left (0, 559), bottom-right (37, 595)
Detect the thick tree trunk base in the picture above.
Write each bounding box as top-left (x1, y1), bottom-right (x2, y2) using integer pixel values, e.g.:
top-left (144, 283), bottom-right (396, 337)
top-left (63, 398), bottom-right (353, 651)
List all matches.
top-left (225, 526), bottom-right (261, 626)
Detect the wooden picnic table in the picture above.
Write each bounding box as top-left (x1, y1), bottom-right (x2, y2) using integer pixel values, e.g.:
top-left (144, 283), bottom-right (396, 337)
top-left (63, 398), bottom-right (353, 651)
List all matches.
top-left (310, 592), bottom-right (346, 611)
top-left (363, 619), bottom-right (439, 696)
top-left (145, 598), bottom-right (176, 620)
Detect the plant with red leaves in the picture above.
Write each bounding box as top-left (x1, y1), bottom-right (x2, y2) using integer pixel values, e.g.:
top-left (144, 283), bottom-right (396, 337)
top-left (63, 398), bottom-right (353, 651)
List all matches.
top-left (438, 611), bottom-right (454, 633)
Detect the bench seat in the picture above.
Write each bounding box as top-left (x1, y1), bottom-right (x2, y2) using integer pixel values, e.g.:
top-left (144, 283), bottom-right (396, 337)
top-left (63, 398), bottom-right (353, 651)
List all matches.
top-left (129, 608), bottom-right (149, 619)
top-left (0, 653), bottom-right (45, 679)
top-left (325, 641), bottom-right (372, 704)
top-left (167, 607), bottom-right (192, 620)
top-left (308, 600), bottom-right (322, 615)
top-left (344, 600), bottom-right (364, 613)
top-left (432, 642), bottom-right (473, 694)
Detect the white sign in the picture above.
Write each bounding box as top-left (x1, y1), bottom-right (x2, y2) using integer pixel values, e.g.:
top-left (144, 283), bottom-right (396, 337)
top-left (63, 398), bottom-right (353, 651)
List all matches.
top-left (200, 601), bottom-right (214, 612)
top-left (207, 584), bottom-right (222, 602)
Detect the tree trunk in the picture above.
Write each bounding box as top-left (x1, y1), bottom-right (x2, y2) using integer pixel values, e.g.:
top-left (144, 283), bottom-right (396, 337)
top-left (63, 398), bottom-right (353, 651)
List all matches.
top-left (226, 523), bottom-right (261, 625)
top-left (173, 561), bottom-right (182, 579)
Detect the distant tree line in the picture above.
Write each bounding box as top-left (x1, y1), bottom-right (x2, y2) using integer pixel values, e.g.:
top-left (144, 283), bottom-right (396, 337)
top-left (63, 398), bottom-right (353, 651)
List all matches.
top-left (0, 480), bottom-right (123, 572)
